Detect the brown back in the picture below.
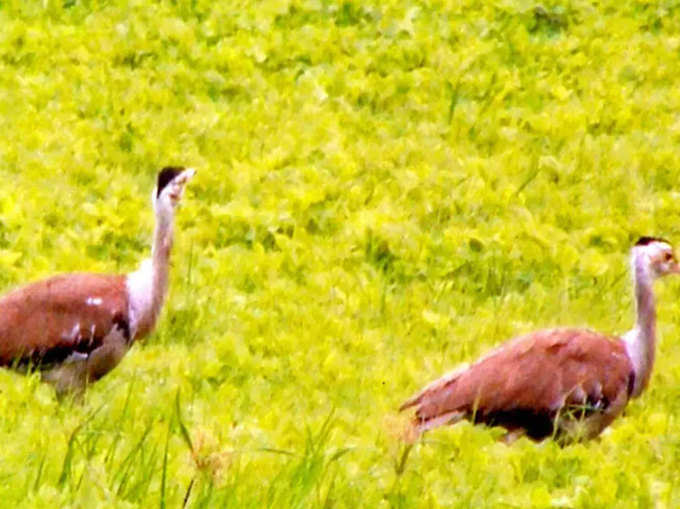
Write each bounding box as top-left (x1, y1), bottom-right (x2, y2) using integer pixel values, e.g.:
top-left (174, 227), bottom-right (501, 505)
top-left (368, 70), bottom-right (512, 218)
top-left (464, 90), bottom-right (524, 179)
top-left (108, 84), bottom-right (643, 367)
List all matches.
top-left (0, 273), bottom-right (129, 367)
top-left (405, 328), bottom-right (634, 438)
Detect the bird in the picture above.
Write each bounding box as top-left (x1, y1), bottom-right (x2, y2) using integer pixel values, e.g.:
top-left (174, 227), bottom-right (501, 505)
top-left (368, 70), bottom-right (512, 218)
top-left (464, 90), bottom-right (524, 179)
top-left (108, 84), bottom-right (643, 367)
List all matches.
top-left (0, 166), bottom-right (195, 394)
top-left (400, 237), bottom-right (680, 443)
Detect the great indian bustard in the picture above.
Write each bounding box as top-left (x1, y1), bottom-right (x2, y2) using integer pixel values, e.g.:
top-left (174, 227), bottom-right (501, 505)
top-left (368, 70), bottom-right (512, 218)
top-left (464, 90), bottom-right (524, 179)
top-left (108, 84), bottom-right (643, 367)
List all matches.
top-left (400, 237), bottom-right (680, 443)
top-left (0, 167), bottom-right (195, 394)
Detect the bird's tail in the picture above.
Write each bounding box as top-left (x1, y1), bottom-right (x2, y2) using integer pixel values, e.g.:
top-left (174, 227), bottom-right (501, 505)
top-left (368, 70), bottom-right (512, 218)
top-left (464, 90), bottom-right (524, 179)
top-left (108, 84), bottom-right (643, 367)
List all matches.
top-left (400, 365), bottom-right (466, 411)
top-left (399, 391), bottom-right (424, 412)
top-left (399, 366), bottom-right (468, 435)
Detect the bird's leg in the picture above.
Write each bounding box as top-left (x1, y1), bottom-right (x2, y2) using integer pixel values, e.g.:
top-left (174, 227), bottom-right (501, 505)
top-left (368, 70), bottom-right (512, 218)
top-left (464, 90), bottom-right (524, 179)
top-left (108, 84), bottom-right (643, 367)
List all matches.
top-left (41, 325), bottom-right (129, 395)
top-left (41, 355), bottom-right (89, 396)
top-left (84, 325), bottom-right (129, 382)
top-left (501, 429), bottom-right (525, 444)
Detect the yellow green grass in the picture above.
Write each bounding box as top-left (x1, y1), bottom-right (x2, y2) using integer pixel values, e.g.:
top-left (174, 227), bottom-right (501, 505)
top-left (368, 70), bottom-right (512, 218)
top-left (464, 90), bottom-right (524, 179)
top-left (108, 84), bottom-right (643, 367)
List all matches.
top-left (1, 0), bottom-right (680, 506)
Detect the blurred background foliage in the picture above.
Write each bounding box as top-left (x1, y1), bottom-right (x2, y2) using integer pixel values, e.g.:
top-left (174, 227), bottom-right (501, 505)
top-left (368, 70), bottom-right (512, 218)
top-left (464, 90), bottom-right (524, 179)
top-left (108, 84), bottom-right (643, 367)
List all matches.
top-left (0, 0), bottom-right (680, 507)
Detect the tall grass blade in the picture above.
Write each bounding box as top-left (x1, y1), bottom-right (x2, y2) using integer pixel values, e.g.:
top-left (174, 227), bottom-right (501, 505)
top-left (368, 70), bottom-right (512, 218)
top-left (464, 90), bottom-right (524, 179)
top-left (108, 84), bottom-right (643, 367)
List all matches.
top-left (175, 389), bottom-right (194, 454)
top-left (160, 424), bottom-right (170, 509)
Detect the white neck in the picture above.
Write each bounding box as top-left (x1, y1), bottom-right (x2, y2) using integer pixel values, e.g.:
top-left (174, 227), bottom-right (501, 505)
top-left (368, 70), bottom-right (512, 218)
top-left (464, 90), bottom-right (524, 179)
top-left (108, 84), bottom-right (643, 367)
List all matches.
top-left (623, 252), bottom-right (657, 397)
top-left (126, 199), bottom-right (175, 339)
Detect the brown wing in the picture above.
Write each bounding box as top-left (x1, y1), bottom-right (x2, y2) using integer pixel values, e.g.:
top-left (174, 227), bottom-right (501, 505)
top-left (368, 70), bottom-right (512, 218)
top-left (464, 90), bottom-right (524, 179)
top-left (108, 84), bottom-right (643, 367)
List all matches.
top-left (401, 328), bottom-right (634, 439)
top-left (0, 273), bottom-right (130, 368)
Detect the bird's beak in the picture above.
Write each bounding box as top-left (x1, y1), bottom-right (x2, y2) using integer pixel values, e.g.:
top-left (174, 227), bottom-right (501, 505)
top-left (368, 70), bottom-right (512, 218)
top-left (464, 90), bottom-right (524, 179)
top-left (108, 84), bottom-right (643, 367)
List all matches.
top-left (168, 168), bottom-right (196, 205)
top-left (182, 167), bottom-right (196, 182)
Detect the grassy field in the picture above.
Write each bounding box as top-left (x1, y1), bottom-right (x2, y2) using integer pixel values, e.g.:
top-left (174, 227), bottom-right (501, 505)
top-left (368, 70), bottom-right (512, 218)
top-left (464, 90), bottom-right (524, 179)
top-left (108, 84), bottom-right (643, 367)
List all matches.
top-left (1, 0), bottom-right (680, 506)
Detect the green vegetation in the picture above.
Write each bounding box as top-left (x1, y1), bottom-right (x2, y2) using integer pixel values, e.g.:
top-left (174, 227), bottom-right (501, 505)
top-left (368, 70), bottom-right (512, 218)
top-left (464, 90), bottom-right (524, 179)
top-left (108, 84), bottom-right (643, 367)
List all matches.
top-left (1, 0), bottom-right (680, 506)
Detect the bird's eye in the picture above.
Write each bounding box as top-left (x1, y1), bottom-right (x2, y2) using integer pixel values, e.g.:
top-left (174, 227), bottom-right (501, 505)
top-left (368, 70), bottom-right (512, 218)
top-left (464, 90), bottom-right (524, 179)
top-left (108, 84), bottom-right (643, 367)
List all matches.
top-left (664, 252), bottom-right (674, 262)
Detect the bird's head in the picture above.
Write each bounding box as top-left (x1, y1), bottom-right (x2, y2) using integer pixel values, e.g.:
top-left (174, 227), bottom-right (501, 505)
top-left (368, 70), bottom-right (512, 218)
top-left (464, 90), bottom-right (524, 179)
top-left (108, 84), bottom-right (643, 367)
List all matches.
top-left (633, 236), bottom-right (680, 279)
top-left (153, 166), bottom-right (196, 212)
